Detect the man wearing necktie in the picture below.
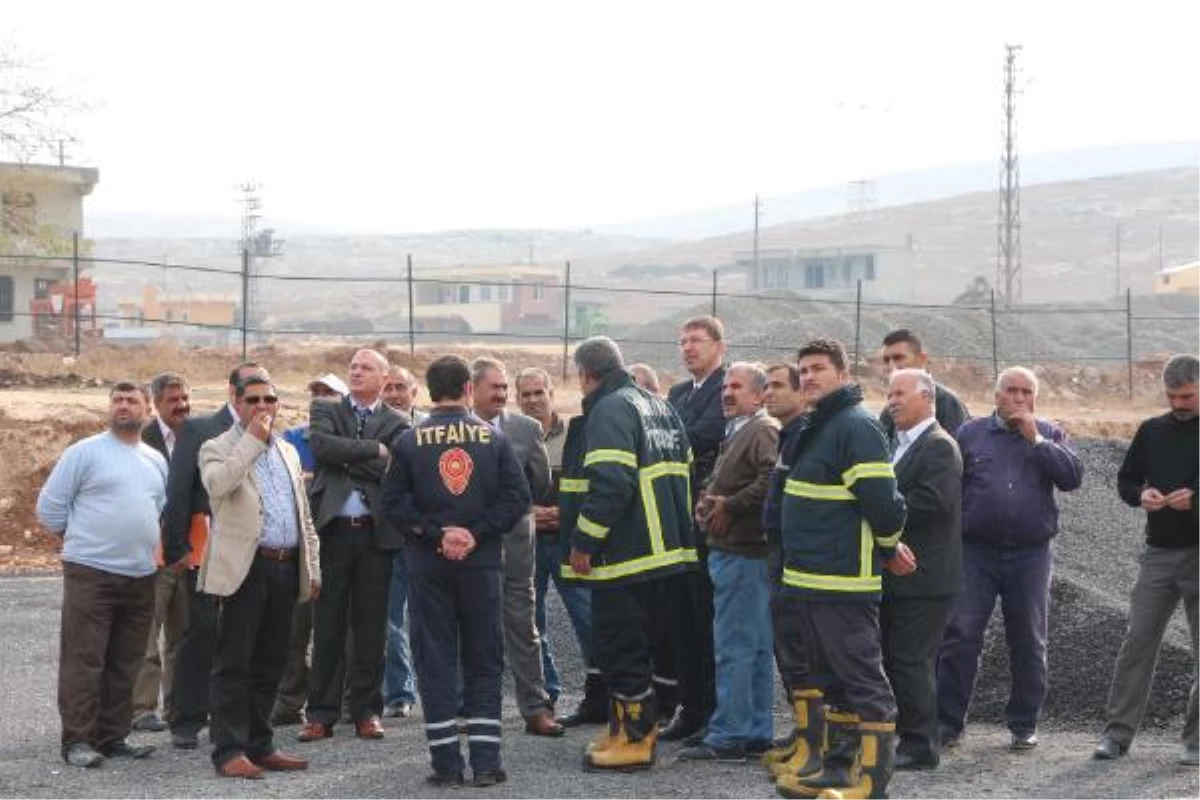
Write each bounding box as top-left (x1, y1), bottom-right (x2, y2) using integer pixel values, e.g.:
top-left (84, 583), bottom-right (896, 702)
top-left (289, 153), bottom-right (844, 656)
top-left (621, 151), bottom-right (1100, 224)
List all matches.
top-left (661, 316), bottom-right (727, 743)
top-left (299, 349), bottom-right (410, 743)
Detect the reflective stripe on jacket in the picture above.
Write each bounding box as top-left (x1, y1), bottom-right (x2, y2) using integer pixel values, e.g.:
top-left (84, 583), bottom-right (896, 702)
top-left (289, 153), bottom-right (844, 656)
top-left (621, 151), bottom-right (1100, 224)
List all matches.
top-left (559, 369), bottom-right (698, 586)
top-left (780, 384), bottom-right (906, 601)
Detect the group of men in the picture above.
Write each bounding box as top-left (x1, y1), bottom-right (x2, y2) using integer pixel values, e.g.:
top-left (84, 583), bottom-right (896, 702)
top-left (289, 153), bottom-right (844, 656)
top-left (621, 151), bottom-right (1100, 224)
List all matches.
top-left (37, 317), bottom-right (1198, 795)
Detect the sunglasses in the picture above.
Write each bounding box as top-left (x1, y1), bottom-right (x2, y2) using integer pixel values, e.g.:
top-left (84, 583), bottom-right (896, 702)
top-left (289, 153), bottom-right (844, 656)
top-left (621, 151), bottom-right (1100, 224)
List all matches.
top-left (244, 395), bottom-right (279, 405)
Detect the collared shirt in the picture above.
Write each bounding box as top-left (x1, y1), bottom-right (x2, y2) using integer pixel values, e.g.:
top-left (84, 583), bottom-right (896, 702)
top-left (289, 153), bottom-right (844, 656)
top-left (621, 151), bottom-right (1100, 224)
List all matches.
top-left (157, 418), bottom-right (177, 458)
top-left (337, 396), bottom-right (382, 518)
top-left (542, 412), bottom-right (566, 470)
top-left (891, 416), bottom-right (937, 465)
top-left (724, 408), bottom-right (765, 440)
top-left (241, 426), bottom-right (300, 549)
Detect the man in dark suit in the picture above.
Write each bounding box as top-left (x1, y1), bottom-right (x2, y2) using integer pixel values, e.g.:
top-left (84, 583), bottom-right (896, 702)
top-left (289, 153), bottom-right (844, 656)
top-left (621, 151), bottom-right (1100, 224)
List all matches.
top-left (299, 348), bottom-right (410, 743)
top-left (881, 368), bottom-right (963, 770)
top-left (661, 315), bottom-right (726, 742)
top-left (879, 329), bottom-right (970, 441)
top-left (470, 358), bottom-right (561, 737)
top-left (163, 362), bottom-right (267, 750)
top-left (130, 372), bottom-right (192, 734)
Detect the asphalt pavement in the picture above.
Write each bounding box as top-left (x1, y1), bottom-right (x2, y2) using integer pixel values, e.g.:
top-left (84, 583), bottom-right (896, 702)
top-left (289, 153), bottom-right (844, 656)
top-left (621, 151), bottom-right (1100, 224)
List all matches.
top-left (0, 564), bottom-right (1195, 798)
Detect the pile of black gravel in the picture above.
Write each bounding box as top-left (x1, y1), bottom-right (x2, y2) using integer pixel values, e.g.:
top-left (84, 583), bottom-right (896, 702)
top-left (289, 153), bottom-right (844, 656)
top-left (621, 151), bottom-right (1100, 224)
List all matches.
top-left (966, 437), bottom-right (1194, 732)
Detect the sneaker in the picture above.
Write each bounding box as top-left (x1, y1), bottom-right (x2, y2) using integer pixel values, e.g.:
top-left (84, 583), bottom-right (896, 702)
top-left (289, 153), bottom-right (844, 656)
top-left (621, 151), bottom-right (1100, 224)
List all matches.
top-left (1011, 731), bottom-right (1039, 750)
top-left (99, 740), bottom-right (155, 759)
top-left (131, 711), bottom-right (167, 732)
top-left (1180, 743), bottom-right (1199, 766)
top-left (382, 701), bottom-right (413, 719)
top-left (64, 742), bottom-right (105, 769)
top-left (473, 769), bottom-right (507, 787)
top-left (744, 738), bottom-right (774, 756)
top-left (678, 743), bottom-right (747, 762)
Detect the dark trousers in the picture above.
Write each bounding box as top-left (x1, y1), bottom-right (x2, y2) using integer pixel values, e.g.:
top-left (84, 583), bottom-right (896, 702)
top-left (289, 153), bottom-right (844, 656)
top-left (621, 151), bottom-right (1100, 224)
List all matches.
top-left (788, 594), bottom-right (896, 722)
top-left (210, 556), bottom-right (298, 767)
top-left (654, 554), bottom-right (716, 718)
top-left (881, 595), bottom-right (954, 755)
top-left (409, 566), bottom-right (504, 775)
top-left (59, 562), bottom-right (155, 754)
top-left (272, 598), bottom-right (312, 719)
top-left (594, 575), bottom-right (684, 699)
top-left (171, 568), bottom-right (219, 736)
top-left (937, 541), bottom-right (1052, 736)
top-left (306, 523), bottom-right (393, 725)
top-left (768, 544), bottom-right (809, 693)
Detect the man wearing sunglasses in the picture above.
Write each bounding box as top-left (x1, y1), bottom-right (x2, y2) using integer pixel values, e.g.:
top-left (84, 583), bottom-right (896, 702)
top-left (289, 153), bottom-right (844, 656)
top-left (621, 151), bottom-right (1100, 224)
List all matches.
top-left (197, 375), bottom-right (322, 779)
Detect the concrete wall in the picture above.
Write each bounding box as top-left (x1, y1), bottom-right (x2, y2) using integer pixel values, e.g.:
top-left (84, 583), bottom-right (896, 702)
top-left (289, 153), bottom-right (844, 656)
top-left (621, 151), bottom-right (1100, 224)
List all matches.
top-left (0, 265), bottom-right (71, 341)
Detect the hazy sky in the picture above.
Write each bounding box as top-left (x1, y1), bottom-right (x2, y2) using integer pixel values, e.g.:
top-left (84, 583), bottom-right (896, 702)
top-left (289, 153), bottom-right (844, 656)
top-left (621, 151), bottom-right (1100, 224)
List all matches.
top-left (5, 0), bottom-right (1198, 232)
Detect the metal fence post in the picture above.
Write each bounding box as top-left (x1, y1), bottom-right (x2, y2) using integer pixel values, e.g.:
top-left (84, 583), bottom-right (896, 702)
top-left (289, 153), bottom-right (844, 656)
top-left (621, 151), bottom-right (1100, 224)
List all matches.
top-left (852, 279), bottom-right (862, 378)
top-left (1126, 288), bottom-right (1134, 400)
top-left (72, 232), bottom-right (80, 357)
top-left (407, 253), bottom-right (415, 357)
top-left (240, 247), bottom-right (250, 360)
top-left (990, 289), bottom-right (999, 383)
top-left (711, 270), bottom-right (718, 318)
top-left (562, 261), bottom-right (572, 382)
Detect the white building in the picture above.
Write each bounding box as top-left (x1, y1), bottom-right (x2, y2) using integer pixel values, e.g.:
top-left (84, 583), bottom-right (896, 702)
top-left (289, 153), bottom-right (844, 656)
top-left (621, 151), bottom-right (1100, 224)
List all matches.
top-left (0, 162), bottom-right (99, 342)
top-left (738, 243), bottom-right (915, 302)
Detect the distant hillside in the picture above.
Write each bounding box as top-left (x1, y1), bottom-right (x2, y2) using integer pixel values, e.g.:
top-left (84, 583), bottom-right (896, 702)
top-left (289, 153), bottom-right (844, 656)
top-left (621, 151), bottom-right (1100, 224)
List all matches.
top-left (595, 141), bottom-right (1199, 240)
top-left (573, 167), bottom-right (1199, 305)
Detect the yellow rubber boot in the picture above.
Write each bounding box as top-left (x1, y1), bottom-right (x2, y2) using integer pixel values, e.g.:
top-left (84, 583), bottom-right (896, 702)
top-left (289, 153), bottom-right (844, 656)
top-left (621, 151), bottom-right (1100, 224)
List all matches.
top-left (584, 695), bottom-right (658, 772)
top-left (775, 710), bottom-right (859, 799)
top-left (584, 696), bottom-right (621, 756)
top-left (815, 721), bottom-right (895, 800)
top-left (767, 689), bottom-right (825, 779)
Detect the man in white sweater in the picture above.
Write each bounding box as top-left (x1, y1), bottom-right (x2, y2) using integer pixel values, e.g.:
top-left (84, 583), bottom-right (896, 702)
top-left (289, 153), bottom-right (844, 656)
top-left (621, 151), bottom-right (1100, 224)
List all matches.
top-left (37, 381), bottom-right (168, 769)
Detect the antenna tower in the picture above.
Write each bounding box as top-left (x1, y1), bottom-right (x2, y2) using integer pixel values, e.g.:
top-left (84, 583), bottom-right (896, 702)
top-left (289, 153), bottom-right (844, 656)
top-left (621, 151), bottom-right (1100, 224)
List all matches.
top-left (236, 183), bottom-right (284, 339)
top-left (996, 44), bottom-right (1023, 306)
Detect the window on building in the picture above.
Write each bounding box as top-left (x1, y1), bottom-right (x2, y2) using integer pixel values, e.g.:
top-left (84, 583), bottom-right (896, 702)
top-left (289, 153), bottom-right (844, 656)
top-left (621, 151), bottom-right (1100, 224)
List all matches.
top-left (841, 262), bottom-right (852, 285)
top-left (865, 254), bottom-right (876, 281)
top-left (804, 263), bottom-right (825, 289)
top-left (480, 284), bottom-right (492, 302)
top-left (458, 285), bottom-right (471, 303)
top-left (0, 275), bottom-right (13, 322)
top-left (533, 282), bottom-right (545, 301)
top-left (1, 192), bottom-right (36, 235)
top-left (498, 283), bottom-right (512, 302)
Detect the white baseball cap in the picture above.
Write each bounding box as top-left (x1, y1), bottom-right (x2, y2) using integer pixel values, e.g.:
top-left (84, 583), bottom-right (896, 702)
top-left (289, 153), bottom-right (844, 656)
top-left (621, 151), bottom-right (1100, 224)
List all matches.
top-left (308, 373), bottom-right (349, 396)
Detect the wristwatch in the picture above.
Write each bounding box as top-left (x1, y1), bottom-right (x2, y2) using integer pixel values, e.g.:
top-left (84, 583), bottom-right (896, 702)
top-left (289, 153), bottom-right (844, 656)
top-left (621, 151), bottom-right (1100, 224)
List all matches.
top-left (1033, 433), bottom-right (1046, 447)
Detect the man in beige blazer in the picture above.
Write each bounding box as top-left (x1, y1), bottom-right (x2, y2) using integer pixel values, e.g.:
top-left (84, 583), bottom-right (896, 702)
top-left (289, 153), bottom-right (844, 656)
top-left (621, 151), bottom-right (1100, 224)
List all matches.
top-left (198, 374), bottom-right (321, 780)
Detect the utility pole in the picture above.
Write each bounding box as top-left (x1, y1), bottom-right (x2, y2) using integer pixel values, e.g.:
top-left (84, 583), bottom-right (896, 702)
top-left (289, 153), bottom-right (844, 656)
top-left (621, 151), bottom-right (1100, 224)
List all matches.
top-left (1114, 222), bottom-right (1122, 299)
top-left (995, 43), bottom-right (1023, 307)
top-left (752, 194), bottom-right (763, 280)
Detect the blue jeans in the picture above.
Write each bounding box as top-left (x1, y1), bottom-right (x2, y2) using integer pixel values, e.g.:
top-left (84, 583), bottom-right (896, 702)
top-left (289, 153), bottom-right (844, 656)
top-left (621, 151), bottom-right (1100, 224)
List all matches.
top-left (937, 540), bottom-right (1052, 736)
top-left (384, 548), bottom-right (416, 706)
top-left (703, 550), bottom-right (774, 749)
top-left (534, 533), bottom-right (592, 701)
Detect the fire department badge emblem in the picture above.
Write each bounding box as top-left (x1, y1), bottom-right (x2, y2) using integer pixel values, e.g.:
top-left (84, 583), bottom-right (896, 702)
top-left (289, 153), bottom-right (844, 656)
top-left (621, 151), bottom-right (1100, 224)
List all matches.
top-left (439, 447), bottom-right (474, 495)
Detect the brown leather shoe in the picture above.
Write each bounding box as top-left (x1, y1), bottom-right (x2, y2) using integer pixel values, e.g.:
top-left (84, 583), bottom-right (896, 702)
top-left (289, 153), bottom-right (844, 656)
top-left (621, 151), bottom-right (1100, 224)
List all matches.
top-left (296, 722), bottom-right (333, 742)
top-left (355, 716), bottom-right (385, 739)
top-left (216, 754), bottom-right (264, 780)
top-left (252, 750), bottom-right (309, 771)
top-left (524, 710), bottom-right (566, 738)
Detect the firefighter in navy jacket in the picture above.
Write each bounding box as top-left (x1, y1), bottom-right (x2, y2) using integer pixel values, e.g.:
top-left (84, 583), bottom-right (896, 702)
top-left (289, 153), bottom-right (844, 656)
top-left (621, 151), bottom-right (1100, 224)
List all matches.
top-left (774, 339), bottom-right (912, 800)
top-left (381, 355), bottom-right (530, 788)
top-left (558, 336), bottom-right (697, 772)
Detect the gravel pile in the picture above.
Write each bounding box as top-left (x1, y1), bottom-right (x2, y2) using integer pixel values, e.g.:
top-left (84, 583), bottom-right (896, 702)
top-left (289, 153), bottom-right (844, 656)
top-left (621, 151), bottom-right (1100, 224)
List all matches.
top-left (967, 437), bottom-right (1194, 730)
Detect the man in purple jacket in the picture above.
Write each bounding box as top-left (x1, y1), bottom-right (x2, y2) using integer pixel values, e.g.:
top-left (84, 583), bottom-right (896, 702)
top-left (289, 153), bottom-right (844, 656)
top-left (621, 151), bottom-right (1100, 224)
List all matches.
top-left (936, 366), bottom-right (1083, 751)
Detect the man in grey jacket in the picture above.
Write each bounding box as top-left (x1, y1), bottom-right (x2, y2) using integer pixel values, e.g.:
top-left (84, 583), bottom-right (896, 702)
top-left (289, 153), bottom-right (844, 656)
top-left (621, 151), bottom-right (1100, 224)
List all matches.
top-left (471, 358), bottom-right (563, 737)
